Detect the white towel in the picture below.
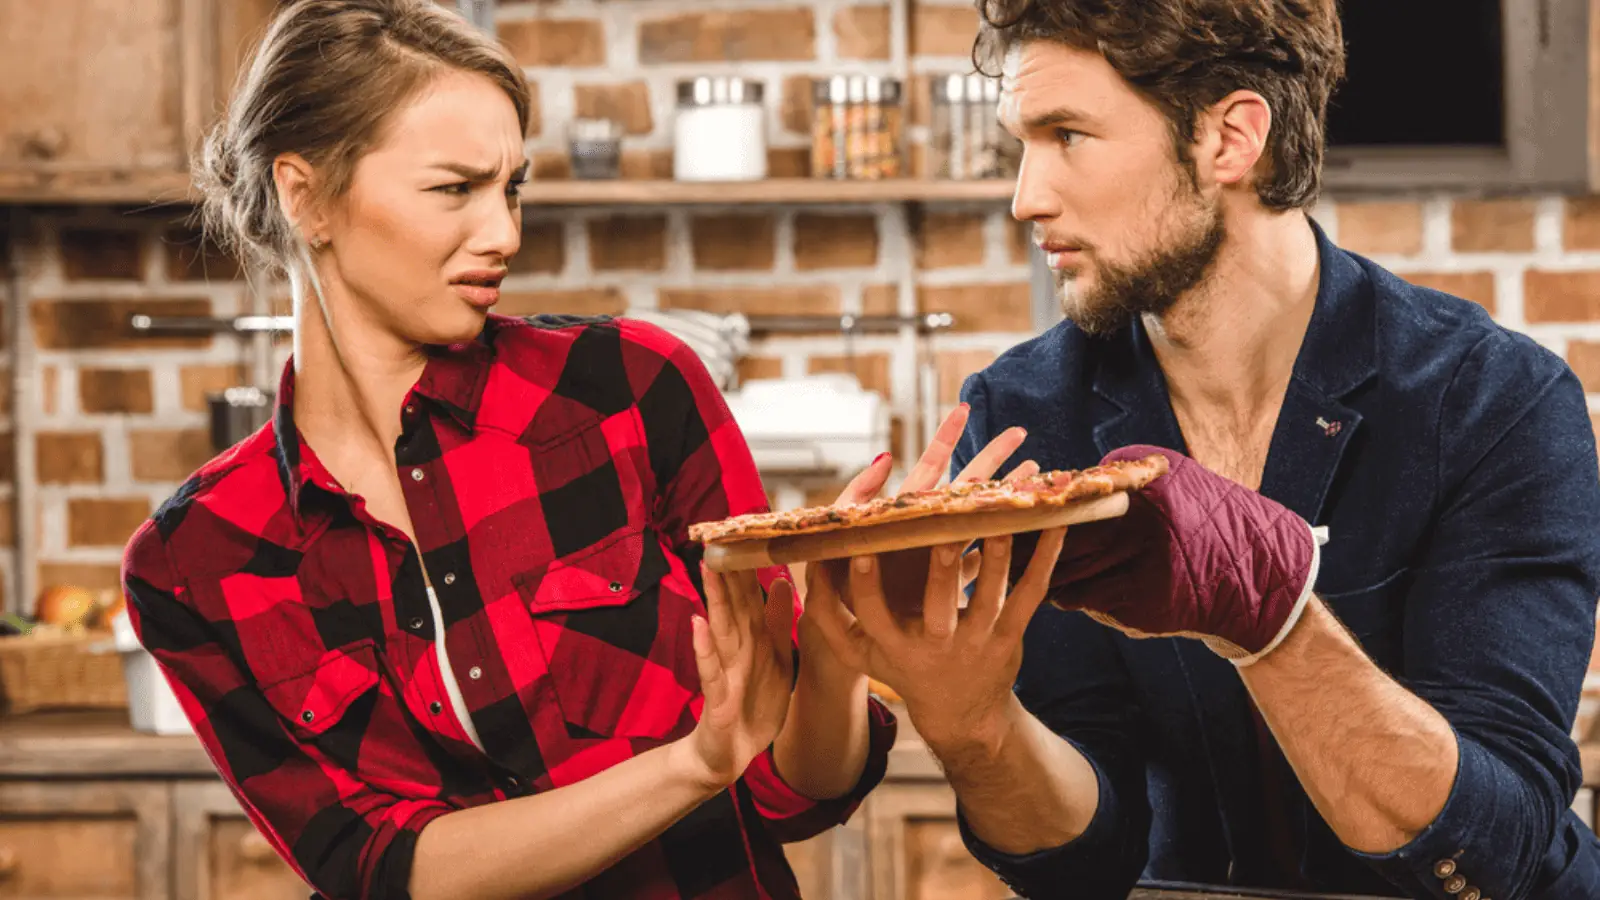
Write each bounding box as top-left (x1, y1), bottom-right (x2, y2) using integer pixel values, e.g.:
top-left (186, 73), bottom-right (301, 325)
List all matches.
top-left (623, 308), bottom-right (751, 391)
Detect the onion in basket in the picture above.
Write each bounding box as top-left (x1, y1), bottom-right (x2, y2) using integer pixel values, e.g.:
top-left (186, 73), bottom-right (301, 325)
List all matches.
top-left (33, 585), bottom-right (99, 635)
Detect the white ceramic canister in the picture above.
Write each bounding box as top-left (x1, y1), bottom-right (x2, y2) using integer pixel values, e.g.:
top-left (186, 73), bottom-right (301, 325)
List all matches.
top-left (673, 76), bottom-right (768, 182)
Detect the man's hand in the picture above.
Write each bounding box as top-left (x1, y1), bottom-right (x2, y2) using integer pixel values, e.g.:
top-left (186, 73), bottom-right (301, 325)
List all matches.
top-left (804, 529), bottom-right (1066, 748)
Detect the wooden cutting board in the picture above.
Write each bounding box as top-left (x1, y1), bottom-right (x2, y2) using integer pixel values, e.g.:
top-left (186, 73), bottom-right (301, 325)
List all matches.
top-left (701, 491), bottom-right (1129, 572)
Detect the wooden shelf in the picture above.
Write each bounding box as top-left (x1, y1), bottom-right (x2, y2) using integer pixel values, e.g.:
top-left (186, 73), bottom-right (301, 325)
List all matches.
top-left (0, 170), bottom-right (196, 205)
top-left (520, 177), bottom-right (1018, 207)
top-left (0, 173), bottom-right (1017, 207)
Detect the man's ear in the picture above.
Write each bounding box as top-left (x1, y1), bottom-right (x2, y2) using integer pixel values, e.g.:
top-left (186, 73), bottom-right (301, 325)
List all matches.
top-left (272, 152), bottom-right (325, 242)
top-left (1201, 90), bottom-right (1272, 190)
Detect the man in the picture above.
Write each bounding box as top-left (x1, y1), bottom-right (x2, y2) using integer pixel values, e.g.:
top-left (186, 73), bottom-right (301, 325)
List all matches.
top-left (803, 1), bottom-right (1600, 898)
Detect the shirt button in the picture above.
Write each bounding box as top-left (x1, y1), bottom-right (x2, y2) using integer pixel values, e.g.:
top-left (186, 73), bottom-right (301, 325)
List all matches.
top-left (443, 572), bottom-right (456, 585)
top-left (1444, 875), bottom-right (1467, 893)
top-left (301, 710), bottom-right (314, 723)
top-left (1460, 888), bottom-right (1481, 900)
top-left (503, 775), bottom-right (520, 791)
top-left (404, 404), bottom-right (415, 416)
top-left (1434, 860), bottom-right (1457, 878)
top-left (408, 617), bottom-right (425, 631)
top-left (411, 468), bottom-right (424, 482)
top-left (429, 701), bottom-right (443, 715)
top-left (468, 666), bottom-right (482, 680)
top-left (609, 581), bottom-right (623, 592)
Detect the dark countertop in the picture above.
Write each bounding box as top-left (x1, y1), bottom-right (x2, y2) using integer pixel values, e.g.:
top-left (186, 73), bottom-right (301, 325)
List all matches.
top-left (1128, 888), bottom-right (1395, 899)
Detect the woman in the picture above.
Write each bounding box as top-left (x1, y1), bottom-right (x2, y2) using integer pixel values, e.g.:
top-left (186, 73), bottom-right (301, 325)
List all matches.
top-left (119, 2), bottom-right (921, 898)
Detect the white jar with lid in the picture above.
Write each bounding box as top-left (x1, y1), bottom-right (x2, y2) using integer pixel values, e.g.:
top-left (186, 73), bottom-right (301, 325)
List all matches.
top-left (673, 76), bottom-right (768, 182)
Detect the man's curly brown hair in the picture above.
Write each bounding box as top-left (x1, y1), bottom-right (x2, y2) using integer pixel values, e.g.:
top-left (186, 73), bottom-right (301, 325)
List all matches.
top-left (972, 0), bottom-right (1347, 211)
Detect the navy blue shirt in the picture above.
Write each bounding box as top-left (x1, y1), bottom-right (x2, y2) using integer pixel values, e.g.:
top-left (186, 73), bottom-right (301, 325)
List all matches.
top-left (950, 222), bottom-right (1600, 900)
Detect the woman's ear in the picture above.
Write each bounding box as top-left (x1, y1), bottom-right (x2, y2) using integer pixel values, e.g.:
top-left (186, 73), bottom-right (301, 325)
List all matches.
top-left (272, 152), bottom-right (325, 244)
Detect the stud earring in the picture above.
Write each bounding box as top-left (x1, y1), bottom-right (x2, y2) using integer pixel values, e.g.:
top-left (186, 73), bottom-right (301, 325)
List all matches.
top-left (308, 235), bottom-right (328, 251)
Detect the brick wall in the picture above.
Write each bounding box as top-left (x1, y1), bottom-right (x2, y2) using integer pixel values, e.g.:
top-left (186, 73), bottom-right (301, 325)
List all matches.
top-left (4, 210), bottom-right (253, 610)
top-left (10, 194), bottom-right (1600, 614)
top-left (5, 0), bottom-right (1600, 632)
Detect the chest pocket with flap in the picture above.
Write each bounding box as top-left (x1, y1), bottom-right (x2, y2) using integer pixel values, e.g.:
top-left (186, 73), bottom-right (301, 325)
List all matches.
top-left (515, 527), bottom-right (700, 741)
top-left (260, 641), bottom-right (383, 757)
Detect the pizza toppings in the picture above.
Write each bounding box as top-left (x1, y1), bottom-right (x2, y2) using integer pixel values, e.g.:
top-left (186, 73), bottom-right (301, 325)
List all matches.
top-left (688, 453), bottom-right (1169, 544)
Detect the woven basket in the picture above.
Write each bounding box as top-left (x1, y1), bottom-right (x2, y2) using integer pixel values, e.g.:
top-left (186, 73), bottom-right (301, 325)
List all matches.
top-left (0, 633), bottom-right (127, 714)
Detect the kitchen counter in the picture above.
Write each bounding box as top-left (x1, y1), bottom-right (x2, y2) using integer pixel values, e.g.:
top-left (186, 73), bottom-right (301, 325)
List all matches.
top-left (0, 708), bottom-right (950, 782)
top-left (16, 702), bottom-right (1593, 786)
top-left (1126, 883), bottom-right (1388, 890)
top-left (0, 710), bottom-right (1577, 900)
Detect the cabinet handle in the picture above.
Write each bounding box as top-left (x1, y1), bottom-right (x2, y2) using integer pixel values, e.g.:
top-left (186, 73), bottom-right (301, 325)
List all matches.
top-left (238, 831), bottom-right (276, 864)
top-left (0, 846), bottom-right (16, 878)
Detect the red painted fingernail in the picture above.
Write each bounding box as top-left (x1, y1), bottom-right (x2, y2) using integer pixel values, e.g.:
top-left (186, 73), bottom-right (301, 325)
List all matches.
top-left (873, 452), bottom-right (891, 465)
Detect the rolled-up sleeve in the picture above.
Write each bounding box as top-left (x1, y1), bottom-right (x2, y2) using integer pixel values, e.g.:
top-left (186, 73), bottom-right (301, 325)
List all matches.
top-left (1351, 341), bottom-right (1600, 899)
top-left (742, 699), bottom-right (898, 841)
top-left (949, 372), bottom-right (1153, 899)
top-left (123, 518), bottom-right (453, 900)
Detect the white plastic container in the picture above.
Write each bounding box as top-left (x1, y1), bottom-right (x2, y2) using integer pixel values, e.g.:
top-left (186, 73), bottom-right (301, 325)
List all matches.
top-left (673, 76), bottom-right (768, 182)
top-left (110, 610), bottom-right (192, 735)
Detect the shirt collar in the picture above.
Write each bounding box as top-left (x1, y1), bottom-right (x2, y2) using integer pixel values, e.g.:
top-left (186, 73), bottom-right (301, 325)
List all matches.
top-left (272, 317), bottom-right (501, 522)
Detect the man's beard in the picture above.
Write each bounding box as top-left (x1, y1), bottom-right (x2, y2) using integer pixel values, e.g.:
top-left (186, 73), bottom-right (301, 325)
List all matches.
top-left (1056, 193), bottom-right (1227, 337)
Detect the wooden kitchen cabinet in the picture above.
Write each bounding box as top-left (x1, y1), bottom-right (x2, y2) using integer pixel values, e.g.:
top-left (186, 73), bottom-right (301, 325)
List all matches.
top-left (172, 782), bottom-right (306, 900)
top-left (860, 714), bottom-right (1015, 900)
top-left (0, 709), bottom-right (1006, 900)
top-left (0, 0), bottom-right (281, 203)
top-left (0, 780), bottom-right (170, 900)
top-left (865, 782), bottom-right (1011, 900)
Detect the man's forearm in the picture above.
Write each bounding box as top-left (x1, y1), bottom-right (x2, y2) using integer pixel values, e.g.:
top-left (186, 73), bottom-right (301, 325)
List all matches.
top-left (771, 644), bottom-right (872, 799)
top-left (1240, 594), bottom-right (1459, 854)
top-left (916, 692), bottom-right (1100, 854)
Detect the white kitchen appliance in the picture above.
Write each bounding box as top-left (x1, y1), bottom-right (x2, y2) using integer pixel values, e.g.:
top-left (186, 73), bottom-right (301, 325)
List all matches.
top-left (722, 374), bottom-right (889, 478)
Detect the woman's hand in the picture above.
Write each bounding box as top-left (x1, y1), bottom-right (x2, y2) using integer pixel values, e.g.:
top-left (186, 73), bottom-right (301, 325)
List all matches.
top-left (679, 568), bottom-right (797, 789)
top-left (799, 403), bottom-right (1041, 628)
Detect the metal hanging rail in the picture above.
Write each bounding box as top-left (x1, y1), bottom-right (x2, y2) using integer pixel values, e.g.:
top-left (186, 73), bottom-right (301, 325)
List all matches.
top-left (746, 313), bottom-right (953, 334)
top-left (129, 314), bottom-right (291, 334)
top-left (127, 312), bottom-right (956, 335)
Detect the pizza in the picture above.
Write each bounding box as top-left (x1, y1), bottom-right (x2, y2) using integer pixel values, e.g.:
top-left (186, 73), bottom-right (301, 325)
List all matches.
top-left (688, 453), bottom-right (1169, 544)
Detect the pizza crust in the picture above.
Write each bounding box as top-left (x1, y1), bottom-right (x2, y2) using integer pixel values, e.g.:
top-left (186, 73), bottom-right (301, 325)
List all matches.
top-left (688, 453), bottom-right (1168, 544)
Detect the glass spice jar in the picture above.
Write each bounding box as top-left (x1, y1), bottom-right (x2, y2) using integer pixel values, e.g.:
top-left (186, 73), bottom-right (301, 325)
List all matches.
top-left (811, 76), bottom-right (850, 179)
top-left (810, 73), bottom-right (906, 180)
top-left (879, 77), bottom-right (905, 179)
top-left (845, 75), bottom-right (869, 179)
top-left (863, 77), bottom-right (886, 180)
top-left (965, 73), bottom-right (999, 179)
top-left (930, 73), bottom-right (968, 179)
top-left (672, 76), bottom-right (768, 182)
top-left (568, 118), bottom-right (623, 180)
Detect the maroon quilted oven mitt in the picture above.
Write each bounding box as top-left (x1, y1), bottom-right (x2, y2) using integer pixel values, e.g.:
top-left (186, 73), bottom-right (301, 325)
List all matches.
top-left (1036, 445), bottom-right (1324, 665)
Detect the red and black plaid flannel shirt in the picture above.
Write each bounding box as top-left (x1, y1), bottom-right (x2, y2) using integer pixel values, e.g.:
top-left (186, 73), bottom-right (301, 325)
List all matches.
top-left (122, 313), bottom-right (897, 900)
